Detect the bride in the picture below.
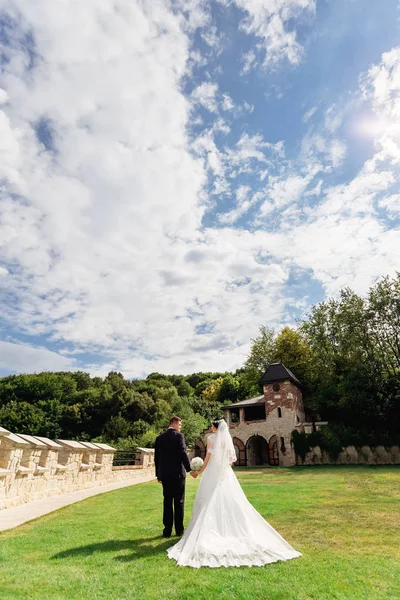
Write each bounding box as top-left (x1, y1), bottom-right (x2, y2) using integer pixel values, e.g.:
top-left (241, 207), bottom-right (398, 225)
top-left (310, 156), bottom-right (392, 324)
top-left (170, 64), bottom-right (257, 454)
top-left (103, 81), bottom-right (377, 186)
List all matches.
top-left (167, 419), bottom-right (302, 568)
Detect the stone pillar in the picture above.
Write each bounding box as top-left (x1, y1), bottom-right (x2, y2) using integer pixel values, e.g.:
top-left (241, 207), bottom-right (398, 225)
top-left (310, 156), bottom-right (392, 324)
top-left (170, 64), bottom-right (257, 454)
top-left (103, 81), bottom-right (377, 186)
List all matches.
top-left (56, 439), bottom-right (88, 491)
top-left (239, 408), bottom-right (245, 423)
top-left (18, 434), bottom-right (50, 475)
top-left (92, 443), bottom-right (117, 475)
top-left (80, 441), bottom-right (103, 480)
top-left (225, 410), bottom-right (231, 427)
top-left (33, 436), bottom-right (64, 496)
top-left (15, 434), bottom-right (52, 502)
top-left (135, 448), bottom-right (155, 468)
top-left (0, 427), bottom-right (33, 509)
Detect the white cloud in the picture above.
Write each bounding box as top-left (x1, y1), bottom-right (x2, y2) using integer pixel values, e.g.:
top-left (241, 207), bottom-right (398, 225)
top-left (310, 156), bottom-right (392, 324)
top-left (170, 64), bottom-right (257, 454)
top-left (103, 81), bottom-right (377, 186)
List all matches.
top-left (201, 25), bottom-right (221, 50)
top-left (261, 174), bottom-right (313, 215)
top-left (222, 93), bottom-right (234, 111)
top-left (324, 104), bottom-right (344, 133)
top-left (301, 133), bottom-right (347, 169)
top-left (304, 179), bottom-right (323, 198)
top-left (0, 88), bottom-right (9, 105)
top-left (360, 46), bottom-right (400, 165)
top-left (379, 194), bottom-right (400, 218)
top-left (303, 106), bottom-right (317, 122)
top-left (0, 3), bottom-right (399, 379)
top-left (240, 49), bottom-right (257, 74)
top-left (364, 47), bottom-right (400, 110)
top-left (0, 1), bottom-right (295, 377)
top-left (0, 341), bottom-right (77, 373)
top-left (329, 139), bottom-right (347, 167)
top-left (232, 0), bottom-right (316, 68)
top-left (0, 1), bottom-right (209, 369)
top-left (226, 133), bottom-right (284, 168)
top-left (191, 81), bottom-right (219, 112)
top-left (177, 0), bottom-right (210, 32)
top-left (316, 170), bottom-right (394, 218)
top-left (218, 186), bottom-right (263, 224)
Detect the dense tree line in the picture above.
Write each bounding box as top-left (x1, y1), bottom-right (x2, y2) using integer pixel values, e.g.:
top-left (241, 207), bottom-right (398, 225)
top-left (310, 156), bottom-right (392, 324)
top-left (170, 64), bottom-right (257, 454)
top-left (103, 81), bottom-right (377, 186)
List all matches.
top-left (245, 273), bottom-right (400, 448)
top-left (0, 273), bottom-right (399, 450)
top-left (0, 368), bottom-right (250, 448)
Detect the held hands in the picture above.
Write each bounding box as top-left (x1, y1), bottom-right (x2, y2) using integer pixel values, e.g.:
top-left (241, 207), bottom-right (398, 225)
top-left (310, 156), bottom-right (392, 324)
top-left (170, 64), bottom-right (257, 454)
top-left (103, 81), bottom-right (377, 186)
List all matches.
top-left (190, 471), bottom-right (199, 478)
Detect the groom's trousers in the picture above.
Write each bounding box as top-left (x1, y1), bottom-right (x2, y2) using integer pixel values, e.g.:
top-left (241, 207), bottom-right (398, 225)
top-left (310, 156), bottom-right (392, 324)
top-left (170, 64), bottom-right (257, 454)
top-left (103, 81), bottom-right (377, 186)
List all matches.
top-left (161, 476), bottom-right (185, 534)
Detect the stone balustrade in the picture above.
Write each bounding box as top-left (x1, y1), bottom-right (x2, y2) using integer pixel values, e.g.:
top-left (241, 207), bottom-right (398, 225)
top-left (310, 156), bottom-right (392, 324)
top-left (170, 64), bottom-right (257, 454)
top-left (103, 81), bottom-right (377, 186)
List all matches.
top-left (0, 426), bottom-right (155, 510)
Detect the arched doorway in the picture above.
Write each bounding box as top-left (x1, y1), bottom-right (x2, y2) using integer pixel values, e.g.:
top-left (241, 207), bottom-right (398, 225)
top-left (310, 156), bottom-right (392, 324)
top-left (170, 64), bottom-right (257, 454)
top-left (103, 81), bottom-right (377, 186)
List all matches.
top-left (194, 439), bottom-right (206, 459)
top-left (232, 437), bottom-right (246, 466)
top-left (246, 435), bottom-right (269, 466)
top-left (268, 435), bottom-right (279, 466)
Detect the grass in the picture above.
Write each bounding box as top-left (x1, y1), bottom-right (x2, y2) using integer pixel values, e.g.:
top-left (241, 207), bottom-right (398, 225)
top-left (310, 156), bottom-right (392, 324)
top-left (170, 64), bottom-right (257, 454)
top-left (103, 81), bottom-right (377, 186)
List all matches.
top-left (1, 466), bottom-right (399, 600)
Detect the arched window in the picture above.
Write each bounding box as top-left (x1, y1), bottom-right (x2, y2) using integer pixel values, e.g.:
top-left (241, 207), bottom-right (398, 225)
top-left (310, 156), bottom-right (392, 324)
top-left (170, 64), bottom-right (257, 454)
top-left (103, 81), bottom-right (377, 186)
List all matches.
top-left (277, 407), bottom-right (282, 418)
top-left (280, 436), bottom-right (286, 454)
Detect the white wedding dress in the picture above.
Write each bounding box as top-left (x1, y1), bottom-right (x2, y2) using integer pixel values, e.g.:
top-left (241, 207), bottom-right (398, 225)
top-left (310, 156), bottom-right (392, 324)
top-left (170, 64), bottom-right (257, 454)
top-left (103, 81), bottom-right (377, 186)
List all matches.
top-left (167, 421), bottom-right (302, 568)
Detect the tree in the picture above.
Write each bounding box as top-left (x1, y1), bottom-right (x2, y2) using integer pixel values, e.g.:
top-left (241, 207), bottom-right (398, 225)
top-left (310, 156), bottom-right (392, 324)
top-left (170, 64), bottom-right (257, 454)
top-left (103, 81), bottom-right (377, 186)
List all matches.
top-left (300, 275), bottom-right (400, 441)
top-left (102, 415), bottom-right (132, 441)
top-left (274, 326), bottom-right (316, 392)
top-left (0, 400), bottom-right (61, 437)
top-left (170, 398), bottom-right (208, 446)
top-left (176, 380), bottom-right (194, 398)
top-left (242, 326), bottom-right (276, 394)
top-left (367, 274), bottom-right (400, 377)
top-left (218, 375), bottom-right (240, 403)
top-left (201, 377), bottom-right (223, 405)
top-left (189, 378), bottom-right (224, 422)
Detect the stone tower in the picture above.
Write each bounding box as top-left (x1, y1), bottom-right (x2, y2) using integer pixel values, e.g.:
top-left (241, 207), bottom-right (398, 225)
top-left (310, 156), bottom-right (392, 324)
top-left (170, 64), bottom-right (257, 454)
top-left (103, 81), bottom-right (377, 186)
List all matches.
top-left (259, 362), bottom-right (305, 466)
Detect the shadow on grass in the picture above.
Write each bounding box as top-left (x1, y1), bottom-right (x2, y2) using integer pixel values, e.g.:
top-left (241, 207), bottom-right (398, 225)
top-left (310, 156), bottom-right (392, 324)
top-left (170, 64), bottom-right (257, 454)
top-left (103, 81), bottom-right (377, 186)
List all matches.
top-left (51, 536), bottom-right (174, 562)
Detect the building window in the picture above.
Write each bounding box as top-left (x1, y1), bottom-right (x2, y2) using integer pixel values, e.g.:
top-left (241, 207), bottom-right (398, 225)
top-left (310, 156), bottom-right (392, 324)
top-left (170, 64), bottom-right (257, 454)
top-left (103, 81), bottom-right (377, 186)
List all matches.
top-left (273, 383), bottom-right (280, 392)
top-left (230, 408), bottom-right (240, 423)
top-left (244, 405), bottom-right (266, 422)
top-left (277, 407), bottom-right (282, 418)
top-left (280, 436), bottom-right (286, 454)
top-left (296, 415), bottom-right (300, 423)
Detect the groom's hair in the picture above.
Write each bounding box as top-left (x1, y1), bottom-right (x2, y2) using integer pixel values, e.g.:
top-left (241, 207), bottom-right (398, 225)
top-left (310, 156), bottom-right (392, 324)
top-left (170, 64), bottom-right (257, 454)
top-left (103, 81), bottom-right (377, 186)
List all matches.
top-left (169, 416), bottom-right (182, 425)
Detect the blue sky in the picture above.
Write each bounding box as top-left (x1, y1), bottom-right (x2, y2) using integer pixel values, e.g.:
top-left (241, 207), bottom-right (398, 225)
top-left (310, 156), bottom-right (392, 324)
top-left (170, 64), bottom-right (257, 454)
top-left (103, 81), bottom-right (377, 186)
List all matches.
top-left (0, 0), bottom-right (399, 378)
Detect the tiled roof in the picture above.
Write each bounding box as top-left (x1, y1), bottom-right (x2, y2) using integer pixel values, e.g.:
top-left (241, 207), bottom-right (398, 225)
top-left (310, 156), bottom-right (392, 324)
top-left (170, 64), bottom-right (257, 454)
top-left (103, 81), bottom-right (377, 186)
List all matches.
top-left (223, 394), bottom-right (265, 409)
top-left (259, 362), bottom-right (302, 387)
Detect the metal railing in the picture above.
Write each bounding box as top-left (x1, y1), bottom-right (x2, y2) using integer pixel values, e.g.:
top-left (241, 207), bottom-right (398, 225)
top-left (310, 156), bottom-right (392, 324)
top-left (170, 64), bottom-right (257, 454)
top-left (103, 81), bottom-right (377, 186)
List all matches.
top-left (112, 450), bottom-right (137, 467)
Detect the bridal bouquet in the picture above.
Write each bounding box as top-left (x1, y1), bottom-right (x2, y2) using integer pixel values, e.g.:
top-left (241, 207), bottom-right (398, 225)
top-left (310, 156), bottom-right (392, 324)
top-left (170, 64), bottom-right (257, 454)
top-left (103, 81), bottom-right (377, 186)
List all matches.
top-left (190, 457), bottom-right (203, 471)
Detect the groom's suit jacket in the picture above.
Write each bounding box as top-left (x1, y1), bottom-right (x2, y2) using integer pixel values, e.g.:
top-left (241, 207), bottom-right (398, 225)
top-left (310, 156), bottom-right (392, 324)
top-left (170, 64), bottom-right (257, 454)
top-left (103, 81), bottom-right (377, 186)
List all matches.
top-left (154, 428), bottom-right (191, 480)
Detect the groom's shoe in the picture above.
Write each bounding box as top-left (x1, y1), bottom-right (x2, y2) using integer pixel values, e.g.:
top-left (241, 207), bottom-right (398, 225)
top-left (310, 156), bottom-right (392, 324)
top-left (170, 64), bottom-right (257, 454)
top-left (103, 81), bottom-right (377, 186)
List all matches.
top-left (176, 529), bottom-right (184, 537)
top-left (162, 529), bottom-right (172, 538)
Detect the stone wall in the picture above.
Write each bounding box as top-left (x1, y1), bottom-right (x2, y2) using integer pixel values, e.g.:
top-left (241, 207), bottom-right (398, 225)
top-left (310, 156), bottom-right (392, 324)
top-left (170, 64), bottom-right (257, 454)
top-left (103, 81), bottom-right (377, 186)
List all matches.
top-left (0, 426), bottom-right (155, 510)
top-left (226, 416), bottom-right (297, 467)
top-left (300, 445), bottom-right (400, 466)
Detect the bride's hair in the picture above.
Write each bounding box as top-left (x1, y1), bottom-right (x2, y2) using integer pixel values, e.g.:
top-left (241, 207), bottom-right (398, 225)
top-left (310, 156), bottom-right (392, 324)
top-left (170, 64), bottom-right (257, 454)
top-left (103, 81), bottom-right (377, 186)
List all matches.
top-left (212, 419), bottom-right (223, 429)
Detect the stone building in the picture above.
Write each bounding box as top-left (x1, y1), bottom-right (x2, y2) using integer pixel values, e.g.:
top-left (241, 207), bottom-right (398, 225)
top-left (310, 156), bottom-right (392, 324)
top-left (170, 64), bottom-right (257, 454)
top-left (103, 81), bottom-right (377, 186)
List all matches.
top-left (194, 362), bottom-right (327, 467)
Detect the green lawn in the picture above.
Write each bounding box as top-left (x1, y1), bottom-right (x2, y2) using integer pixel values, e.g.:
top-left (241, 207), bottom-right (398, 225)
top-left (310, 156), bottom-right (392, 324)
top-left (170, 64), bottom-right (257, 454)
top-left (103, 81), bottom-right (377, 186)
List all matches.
top-left (1, 466), bottom-right (399, 600)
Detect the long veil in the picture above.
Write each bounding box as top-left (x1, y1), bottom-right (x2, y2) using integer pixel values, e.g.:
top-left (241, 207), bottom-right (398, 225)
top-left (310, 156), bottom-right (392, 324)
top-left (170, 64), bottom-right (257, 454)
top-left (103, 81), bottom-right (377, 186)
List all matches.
top-left (167, 418), bottom-right (302, 567)
top-left (212, 419), bottom-right (237, 470)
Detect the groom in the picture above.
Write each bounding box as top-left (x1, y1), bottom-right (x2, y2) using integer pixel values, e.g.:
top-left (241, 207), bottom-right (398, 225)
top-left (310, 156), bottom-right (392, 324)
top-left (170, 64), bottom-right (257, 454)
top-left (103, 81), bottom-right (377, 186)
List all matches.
top-left (154, 416), bottom-right (195, 538)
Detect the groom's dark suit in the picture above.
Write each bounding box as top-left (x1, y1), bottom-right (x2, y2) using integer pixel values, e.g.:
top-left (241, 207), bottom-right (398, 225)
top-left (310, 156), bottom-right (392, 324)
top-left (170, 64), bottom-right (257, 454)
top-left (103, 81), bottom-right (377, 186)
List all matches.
top-left (154, 427), bottom-right (191, 536)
